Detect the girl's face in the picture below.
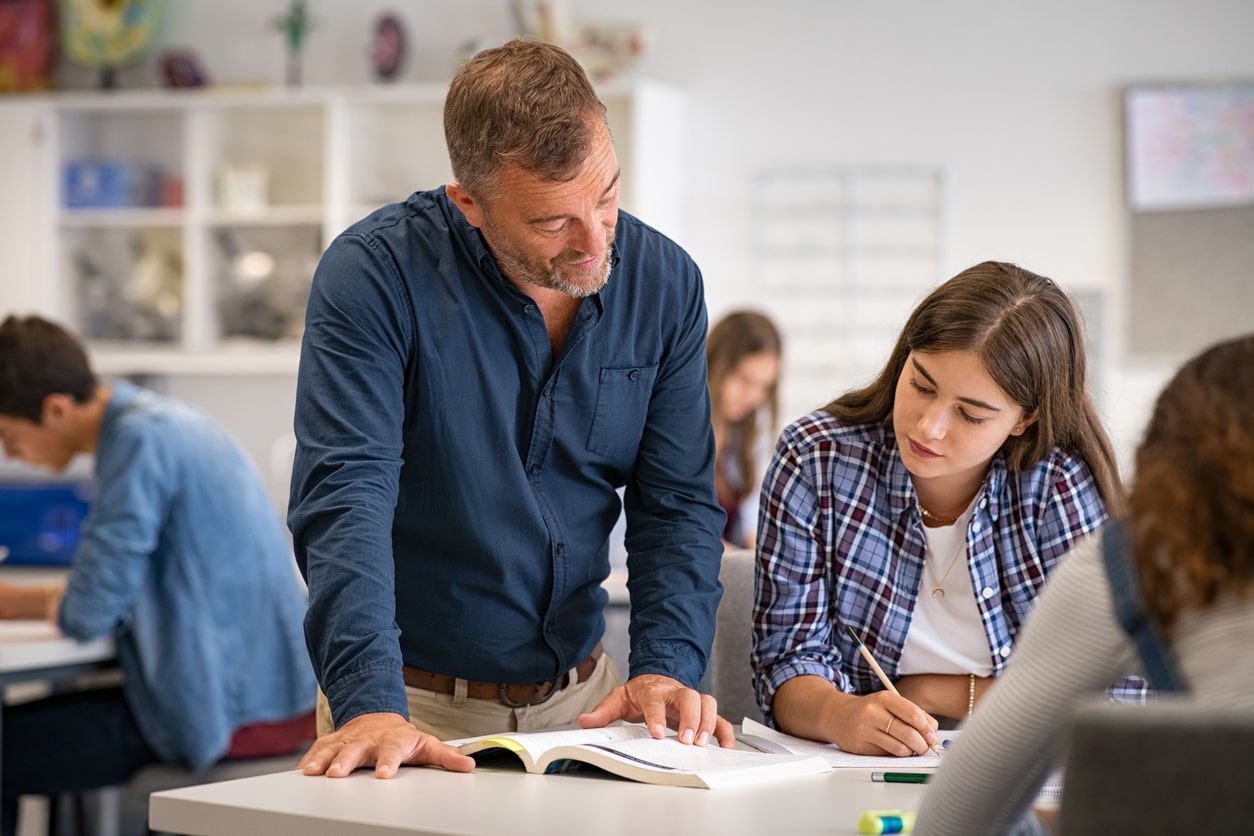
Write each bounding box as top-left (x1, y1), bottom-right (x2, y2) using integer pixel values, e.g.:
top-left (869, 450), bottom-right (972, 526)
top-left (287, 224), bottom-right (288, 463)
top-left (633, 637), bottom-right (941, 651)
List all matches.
top-left (717, 351), bottom-right (779, 423)
top-left (892, 350), bottom-right (1035, 495)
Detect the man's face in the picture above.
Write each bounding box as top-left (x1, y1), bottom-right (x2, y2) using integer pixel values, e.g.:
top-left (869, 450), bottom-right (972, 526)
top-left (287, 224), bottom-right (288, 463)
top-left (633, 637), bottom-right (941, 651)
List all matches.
top-left (457, 119), bottom-right (621, 299)
top-left (0, 405), bottom-right (76, 473)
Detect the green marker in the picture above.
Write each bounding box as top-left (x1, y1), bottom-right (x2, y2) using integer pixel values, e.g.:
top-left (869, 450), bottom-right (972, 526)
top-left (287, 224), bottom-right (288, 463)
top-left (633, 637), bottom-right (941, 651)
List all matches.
top-left (871, 771), bottom-right (931, 784)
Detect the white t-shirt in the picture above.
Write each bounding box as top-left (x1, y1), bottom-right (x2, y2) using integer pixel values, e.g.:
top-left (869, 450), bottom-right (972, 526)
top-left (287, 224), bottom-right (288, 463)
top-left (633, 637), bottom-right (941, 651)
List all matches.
top-left (898, 503), bottom-right (994, 678)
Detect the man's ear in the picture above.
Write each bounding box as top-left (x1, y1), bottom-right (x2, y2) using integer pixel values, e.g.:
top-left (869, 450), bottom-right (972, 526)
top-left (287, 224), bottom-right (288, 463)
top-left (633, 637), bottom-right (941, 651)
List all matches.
top-left (445, 183), bottom-right (484, 229)
top-left (1009, 410), bottom-right (1039, 437)
top-left (40, 393), bottom-right (77, 427)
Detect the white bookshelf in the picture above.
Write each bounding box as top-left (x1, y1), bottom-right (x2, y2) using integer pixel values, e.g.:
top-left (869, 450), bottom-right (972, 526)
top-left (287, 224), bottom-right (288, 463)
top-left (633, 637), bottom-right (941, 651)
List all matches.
top-left (0, 81), bottom-right (684, 376)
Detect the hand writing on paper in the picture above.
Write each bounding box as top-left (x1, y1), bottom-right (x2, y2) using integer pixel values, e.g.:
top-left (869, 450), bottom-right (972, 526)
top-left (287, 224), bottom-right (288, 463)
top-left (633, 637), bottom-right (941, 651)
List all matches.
top-left (577, 673), bottom-right (736, 749)
top-left (297, 712), bottom-right (476, 778)
top-left (773, 676), bottom-right (938, 757)
top-left (834, 690), bottom-right (938, 756)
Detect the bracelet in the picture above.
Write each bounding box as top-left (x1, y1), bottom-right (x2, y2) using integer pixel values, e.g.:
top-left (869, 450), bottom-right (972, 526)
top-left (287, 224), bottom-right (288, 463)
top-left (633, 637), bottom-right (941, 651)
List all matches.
top-left (967, 674), bottom-right (976, 718)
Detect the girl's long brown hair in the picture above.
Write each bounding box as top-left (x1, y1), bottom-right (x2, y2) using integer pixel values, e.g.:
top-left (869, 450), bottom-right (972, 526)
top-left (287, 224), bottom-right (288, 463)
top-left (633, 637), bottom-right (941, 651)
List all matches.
top-left (824, 261), bottom-right (1125, 514)
top-left (1130, 334), bottom-right (1254, 636)
top-left (707, 310), bottom-right (782, 506)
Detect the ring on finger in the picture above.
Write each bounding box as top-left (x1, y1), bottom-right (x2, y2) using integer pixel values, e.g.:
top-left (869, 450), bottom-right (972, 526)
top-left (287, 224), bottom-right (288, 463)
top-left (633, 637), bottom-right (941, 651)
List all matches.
top-left (884, 716), bottom-right (895, 735)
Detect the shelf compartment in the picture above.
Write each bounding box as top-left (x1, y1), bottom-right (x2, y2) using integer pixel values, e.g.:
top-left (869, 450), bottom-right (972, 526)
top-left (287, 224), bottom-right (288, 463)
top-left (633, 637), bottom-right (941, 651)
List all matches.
top-left (208, 225), bottom-right (322, 343)
top-left (63, 226), bottom-right (184, 344)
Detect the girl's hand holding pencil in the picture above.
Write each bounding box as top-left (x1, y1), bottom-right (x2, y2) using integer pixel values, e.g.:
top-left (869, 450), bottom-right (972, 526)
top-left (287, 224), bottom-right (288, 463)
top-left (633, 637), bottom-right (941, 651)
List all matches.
top-left (845, 626), bottom-right (942, 756)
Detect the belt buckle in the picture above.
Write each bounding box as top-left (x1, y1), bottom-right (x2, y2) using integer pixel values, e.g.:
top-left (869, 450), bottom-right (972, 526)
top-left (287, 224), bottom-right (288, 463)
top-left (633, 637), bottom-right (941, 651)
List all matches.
top-left (499, 680), bottom-right (558, 708)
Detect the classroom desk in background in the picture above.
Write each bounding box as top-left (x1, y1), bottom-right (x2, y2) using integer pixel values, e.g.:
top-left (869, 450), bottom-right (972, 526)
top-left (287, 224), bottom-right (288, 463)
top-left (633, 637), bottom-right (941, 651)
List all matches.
top-left (151, 763), bottom-right (926, 836)
top-left (0, 619), bottom-right (117, 792)
top-left (0, 620), bottom-right (114, 685)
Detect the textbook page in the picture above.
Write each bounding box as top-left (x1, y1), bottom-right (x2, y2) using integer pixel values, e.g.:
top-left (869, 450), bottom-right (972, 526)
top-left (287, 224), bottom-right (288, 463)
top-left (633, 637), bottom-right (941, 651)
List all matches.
top-left (739, 717), bottom-right (959, 768)
top-left (446, 724), bottom-right (832, 788)
top-left (446, 724), bottom-right (654, 769)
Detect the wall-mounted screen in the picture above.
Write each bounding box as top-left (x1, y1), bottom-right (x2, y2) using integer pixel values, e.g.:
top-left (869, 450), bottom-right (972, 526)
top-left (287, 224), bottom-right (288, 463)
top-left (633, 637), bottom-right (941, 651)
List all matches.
top-left (1125, 82), bottom-right (1254, 212)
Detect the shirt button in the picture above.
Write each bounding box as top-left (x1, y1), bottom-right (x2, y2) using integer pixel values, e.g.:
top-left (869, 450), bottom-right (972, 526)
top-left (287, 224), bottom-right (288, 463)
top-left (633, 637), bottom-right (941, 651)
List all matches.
top-left (524, 304), bottom-right (536, 314)
top-left (981, 587), bottom-right (995, 600)
top-left (979, 497), bottom-right (988, 509)
top-left (628, 369), bottom-right (640, 381)
top-left (556, 543), bottom-right (566, 555)
top-left (999, 645), bottom-right (1011, 658)
top-left (546, 623), bottom-right (556, 634)
top-left (529, 464), bottom-right (540, 475)
top-left (971, 521), bottom-right (982, 532)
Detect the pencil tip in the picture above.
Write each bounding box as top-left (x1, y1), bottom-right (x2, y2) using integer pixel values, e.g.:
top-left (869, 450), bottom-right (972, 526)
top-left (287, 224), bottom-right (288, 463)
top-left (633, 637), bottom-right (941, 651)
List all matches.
top-left (844, 624), bottom-right (863, 646)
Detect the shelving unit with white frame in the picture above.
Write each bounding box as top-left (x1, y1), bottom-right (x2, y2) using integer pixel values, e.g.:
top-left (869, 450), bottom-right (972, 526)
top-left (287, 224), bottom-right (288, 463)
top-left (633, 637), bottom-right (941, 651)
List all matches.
top-left (0, 79), bottom-right (684, 377)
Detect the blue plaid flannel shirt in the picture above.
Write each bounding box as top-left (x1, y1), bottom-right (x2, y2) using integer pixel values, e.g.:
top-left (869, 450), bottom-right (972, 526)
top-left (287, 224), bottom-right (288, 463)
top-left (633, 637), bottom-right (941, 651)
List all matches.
top-left (752, 412), bottom-right (1147, 725)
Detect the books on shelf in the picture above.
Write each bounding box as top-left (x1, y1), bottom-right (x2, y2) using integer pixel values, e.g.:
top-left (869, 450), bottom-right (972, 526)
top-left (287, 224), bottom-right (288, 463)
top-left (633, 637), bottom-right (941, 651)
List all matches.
top-left (444, 724), bottom-right (831, 789)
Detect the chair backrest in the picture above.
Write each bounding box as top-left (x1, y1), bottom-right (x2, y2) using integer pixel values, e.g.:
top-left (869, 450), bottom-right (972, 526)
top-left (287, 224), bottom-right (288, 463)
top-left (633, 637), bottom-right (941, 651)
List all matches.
top-left (705, 547), bottom-right (763, 726)
top-left (1058, 698), bottom-right (1254, 835)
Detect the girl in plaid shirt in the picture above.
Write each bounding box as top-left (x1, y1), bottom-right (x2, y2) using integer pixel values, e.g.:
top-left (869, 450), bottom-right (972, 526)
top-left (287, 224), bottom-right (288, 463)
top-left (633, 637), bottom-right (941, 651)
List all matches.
top-left (752, 261), bottom-right (1141, 757)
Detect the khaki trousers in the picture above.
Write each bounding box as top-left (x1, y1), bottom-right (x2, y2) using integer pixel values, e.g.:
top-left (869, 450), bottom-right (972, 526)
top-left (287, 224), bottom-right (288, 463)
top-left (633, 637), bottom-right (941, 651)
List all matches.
top-left (316, 652), bottom-right (623, 740)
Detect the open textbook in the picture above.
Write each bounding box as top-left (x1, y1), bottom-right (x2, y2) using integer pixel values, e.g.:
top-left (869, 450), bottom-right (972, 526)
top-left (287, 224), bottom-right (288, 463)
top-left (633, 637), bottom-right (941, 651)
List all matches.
top-left (738, 717), bottom-right (958, 768)
top-left (443, 724), bottom-right (831, 789)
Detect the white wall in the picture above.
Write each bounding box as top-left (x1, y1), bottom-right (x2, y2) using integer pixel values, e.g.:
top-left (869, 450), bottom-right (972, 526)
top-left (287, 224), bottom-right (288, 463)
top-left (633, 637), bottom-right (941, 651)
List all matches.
top-left (41, 0), bottom-right (1254, 480)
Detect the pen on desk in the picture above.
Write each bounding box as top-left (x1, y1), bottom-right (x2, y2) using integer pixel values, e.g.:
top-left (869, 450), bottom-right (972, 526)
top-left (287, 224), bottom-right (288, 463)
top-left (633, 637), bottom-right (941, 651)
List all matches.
top-left (871, 771), bottom-right (931, 784)
top-left (844, 625), bottom-right (941, 755)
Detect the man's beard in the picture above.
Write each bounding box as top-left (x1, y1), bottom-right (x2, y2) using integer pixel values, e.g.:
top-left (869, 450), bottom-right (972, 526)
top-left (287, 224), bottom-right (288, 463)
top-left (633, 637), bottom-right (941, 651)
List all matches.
top-left (483, 223), bottom-right (615, 299)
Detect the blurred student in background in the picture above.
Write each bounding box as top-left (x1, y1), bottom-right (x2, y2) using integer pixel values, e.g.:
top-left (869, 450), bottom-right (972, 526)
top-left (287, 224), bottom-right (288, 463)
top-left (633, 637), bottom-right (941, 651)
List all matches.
top-left (0, 315), bottom-right (315, 836)
top-left (707, 310), bottom-right (782, 550)
top-left (752, 261), bottom-right (1143, 757)
top-left (916, 333), bottom-right (1254, 836)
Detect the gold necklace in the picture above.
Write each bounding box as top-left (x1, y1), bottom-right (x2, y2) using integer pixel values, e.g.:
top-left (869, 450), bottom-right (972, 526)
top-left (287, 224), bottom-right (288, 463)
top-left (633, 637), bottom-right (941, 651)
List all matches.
top-left (919, 504), bottom-right (959, 526)
top-left (925, 536), bottom-right (968, 600)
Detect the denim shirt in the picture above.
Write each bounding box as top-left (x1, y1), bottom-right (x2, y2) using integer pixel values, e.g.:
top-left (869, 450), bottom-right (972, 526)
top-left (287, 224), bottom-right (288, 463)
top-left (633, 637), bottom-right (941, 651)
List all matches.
top-left (289, 188), bottom-right (725, 728)
top-left (58, 381), bottom-right (315, 772)
top-left (753, 413), bottom-right (1145, 725)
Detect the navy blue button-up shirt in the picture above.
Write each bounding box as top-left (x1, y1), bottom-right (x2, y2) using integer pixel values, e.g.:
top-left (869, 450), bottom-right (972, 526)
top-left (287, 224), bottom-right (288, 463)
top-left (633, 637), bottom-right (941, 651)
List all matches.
top-left (289, 188), bottom-right (725, 727)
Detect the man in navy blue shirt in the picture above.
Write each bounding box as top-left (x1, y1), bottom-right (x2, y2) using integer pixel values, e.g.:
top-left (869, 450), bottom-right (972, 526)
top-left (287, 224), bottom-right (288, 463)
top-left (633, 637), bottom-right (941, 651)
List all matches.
top-left (290, 38), bottom-right (731, 778)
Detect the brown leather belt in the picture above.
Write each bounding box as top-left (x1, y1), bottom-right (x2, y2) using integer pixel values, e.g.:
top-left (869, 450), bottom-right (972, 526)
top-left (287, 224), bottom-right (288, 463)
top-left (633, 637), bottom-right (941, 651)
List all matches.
top-left (402, 641), bottom-right (604, 708)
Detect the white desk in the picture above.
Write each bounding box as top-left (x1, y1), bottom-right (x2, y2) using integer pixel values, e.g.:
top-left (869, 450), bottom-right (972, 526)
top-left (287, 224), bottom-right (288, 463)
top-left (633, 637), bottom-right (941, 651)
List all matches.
top-left (151, 763), bottom-right (927, 836)
top-left (0, 619), bottom-right (117, 793)
top-left (0, 620), bottom-right (115, 681)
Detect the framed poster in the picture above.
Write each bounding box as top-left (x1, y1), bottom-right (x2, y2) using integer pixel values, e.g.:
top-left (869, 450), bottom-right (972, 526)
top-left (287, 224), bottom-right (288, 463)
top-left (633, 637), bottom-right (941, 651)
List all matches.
top-left (1125, 82), bottom-right (1254, 212)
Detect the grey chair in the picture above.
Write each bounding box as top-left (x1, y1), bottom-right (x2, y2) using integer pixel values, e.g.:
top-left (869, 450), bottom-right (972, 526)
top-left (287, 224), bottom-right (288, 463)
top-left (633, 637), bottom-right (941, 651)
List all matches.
top-left (1057, 699), bottom-right (1254, 835)
top-left (704, 548), bottom-right (763, 727)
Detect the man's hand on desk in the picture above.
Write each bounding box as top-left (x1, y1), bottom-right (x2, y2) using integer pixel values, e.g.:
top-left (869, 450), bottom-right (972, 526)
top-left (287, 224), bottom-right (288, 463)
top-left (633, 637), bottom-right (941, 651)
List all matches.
top-left (577, 673), bottom-right (736, 749)
top-left (298, 712), bottom-right (476, 778)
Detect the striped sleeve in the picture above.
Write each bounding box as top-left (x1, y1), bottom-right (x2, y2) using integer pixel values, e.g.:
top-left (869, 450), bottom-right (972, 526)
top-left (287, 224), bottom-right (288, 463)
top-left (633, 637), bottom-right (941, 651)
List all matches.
top-left (914, 537), bottom-right (1140, 836)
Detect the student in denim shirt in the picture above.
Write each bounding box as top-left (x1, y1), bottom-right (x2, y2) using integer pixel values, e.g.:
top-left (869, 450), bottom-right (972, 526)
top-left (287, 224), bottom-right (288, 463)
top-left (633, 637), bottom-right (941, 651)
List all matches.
top-left (753, 262), bottom-right (1145, 758)
top-left (0, 315), bottom-right (315, 836)
top-left (289, 39), bottom-right (730, 781)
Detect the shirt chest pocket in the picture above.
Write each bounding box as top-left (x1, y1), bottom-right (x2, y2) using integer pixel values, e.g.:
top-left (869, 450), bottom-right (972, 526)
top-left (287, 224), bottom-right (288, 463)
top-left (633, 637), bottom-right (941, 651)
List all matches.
top-left (586, 365), bottom-right (659, 462)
